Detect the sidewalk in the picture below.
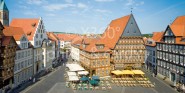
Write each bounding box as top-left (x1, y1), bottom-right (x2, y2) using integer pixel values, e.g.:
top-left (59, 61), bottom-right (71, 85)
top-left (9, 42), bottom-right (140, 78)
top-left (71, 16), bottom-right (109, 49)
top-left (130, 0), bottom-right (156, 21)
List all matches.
top-left (9, 70), bottom-right (52, 93)
top-left (142, 68), bottom-right (178, 93)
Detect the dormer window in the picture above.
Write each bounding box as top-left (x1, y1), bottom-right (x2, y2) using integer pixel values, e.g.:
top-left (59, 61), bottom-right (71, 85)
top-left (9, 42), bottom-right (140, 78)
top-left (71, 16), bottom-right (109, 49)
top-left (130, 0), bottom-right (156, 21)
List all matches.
top-left (27, 31), bottom-right (32, 36)
top-left (96, 44), bottom-right (104, 50)
top-left (32, 23), bottom-right (36, 27)
top-left (83, 44), bottom-right (86, 48)
top-left (134, 30), bottom-right (136, 33)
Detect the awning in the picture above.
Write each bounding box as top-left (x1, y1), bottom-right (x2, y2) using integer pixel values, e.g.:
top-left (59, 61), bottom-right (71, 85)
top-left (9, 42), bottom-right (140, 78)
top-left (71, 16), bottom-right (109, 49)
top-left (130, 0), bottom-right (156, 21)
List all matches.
top-left (122, 70), bottom-right (134, 75)
top-left (67, 71), bottom-right (76, 76)
top-left (111, 70), bottom-right (124, 75)
top-left (77, 71), bottom-right (89, 75)
top-left (68, 76), bottom-right (79, 81)
top-left (66, 64), bottom-right (85, 72)
top-left (132, 70), bottom-right (145, 75)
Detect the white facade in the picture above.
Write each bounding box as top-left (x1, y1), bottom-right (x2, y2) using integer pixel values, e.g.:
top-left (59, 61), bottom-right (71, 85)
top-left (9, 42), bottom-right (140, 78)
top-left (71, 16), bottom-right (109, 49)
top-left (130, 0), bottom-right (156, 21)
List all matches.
top-left (71, 45), bottom-right (80, 62)
top-left (42, 40), bottom-right (55, 70)
top-left (13, 35), bottom-right (33, 88)
top-left (60, 40), bottom-right (65, 49)
top-left (31, 18), bottom-right (48, 74)
top-left (145, 43), bottom-right (156, 74)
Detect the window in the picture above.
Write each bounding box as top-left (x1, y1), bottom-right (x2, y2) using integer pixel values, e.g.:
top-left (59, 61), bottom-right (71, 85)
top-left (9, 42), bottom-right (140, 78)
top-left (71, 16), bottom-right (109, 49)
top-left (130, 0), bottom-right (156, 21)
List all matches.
top-left (153, 51), bottom-right (155, 56)
top-left (175, 45), bottom-right (178, 53)
top-left (166, 53), bottom-right (168, 61)
top-left (25, 51), bottom-right (27, 57)
top-left (14, 64), bottom-right (17, 71)
top-left (39, 41), bottom-right (41, 45)
top-left (41, 34), bottom-right (43, 38)
top-left (169, 45), bottom-right (171, 52)
top-left (36, 34), bottom-right (38, 38)
top-left (173, 54), bottom-right (175, 63)
top-left (163, 52), bottom-right (165, 60)
top-left (134, 30), bottom-right (136, 33)
top-left (169, 54), bottom-right (172, 61)
top-left (163, 44), bottom-right (165, 51)
top-left (172, 38), bottom-right (175, 43)
top-left (18, 53), bottom-right (20, 59)
top-left (36, 41), bottom-right (38, 46)
top-left (157, 51), bottom-right (159, 58)
top-left (184, 56), bottom-right (185, 66)
top-left (176, 55), bottom-right (179, 64)
top-left (180, 56), bottom-right (183, 66)
top-left (28, 50), bottom-right (30, 56)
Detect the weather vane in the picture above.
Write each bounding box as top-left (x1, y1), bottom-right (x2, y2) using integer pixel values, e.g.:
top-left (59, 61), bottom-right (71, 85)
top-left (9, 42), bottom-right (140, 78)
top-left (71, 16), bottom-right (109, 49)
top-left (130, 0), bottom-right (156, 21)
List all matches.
top-left (131, 7), bottom-right (133, 14)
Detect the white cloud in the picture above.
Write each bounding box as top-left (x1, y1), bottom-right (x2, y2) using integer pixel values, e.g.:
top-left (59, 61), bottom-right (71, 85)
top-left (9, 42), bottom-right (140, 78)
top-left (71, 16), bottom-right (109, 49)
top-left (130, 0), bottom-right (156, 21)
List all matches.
top-left (125, 0), bottom-right (135, 6)
top-left (43, 3), bottom-right (88, 11)
top-left (94, 9), bottom-right (111, 13)
top-left (65, 0), bottom-right (73, 3)
top-left (125, 0), bottom-right (144, 6)
top-left (19, 5), bottom-right (29, 9)
top-left (95, 0), bottom-right (114, 2)
top-left (24, 11), bottom-right (37, 16)
top-left (136, 1), bottom-right (144, 6)
top-left (47, 14), bottom-right (56, 16)
top-left (77, 3), bottom-right (88, 9)
top-left (27, 0), bottom-right (46, 5)
top-left (124, 0), bottom-right (144, 9)
top-left (71, 11), bottom-right (79, 14)
top-left (43, 4), bottom-right (75, 11)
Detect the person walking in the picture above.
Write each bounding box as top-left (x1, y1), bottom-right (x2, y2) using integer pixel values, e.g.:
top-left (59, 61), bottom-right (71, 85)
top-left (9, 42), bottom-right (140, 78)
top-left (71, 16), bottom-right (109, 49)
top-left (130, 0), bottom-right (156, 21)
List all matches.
top-left (33, 78), bottom-right (35, 83)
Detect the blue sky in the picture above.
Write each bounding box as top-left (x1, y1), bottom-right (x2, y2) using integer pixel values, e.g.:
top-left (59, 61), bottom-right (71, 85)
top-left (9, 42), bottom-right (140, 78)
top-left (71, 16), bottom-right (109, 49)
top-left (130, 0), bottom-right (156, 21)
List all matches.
top-left (5, 0), bottom-right (185, 34)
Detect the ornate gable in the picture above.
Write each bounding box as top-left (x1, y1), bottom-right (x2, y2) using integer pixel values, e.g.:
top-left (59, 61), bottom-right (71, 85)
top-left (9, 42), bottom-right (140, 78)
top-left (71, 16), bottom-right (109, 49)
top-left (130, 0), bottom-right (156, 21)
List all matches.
top-left (122, 14), bottom-right (142, 37)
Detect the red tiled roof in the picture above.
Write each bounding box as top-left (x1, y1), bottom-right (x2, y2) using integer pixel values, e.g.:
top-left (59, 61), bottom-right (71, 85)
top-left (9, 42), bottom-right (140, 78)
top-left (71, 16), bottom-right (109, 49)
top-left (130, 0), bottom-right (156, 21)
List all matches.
top-left (169, 16), bottom-right (185, 37)
top-left (152, 32), bottom-right (164, 42)
top-left (71, 36), bottom-right (84, 45)
top-left (100, 14), bottom-right (131, 49)
top-left (10, 18), bottom-right (40, 40)
top-left (165, 16), bottom-right (185, 44)
top-left (56, 34), bottom-right (79, 41)
top-left (80, 38), bottom-right (110, 53)
top-left (3, 26), bottom-right (25, 41)
top-left (146, 32), bottom-right (164, 46)
top-left (47, 32), bottom-right (59, 44)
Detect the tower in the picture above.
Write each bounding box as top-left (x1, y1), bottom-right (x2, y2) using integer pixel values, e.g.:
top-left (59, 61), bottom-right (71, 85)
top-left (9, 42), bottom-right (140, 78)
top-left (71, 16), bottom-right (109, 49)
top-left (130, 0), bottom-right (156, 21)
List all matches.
top-left (0, 0), bottom-right (9, 26)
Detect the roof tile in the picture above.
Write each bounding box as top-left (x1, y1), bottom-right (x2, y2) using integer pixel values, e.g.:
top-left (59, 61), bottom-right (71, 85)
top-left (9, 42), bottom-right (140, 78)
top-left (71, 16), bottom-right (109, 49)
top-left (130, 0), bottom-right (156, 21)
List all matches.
top-left (10, 18), bottom-right (40, 40)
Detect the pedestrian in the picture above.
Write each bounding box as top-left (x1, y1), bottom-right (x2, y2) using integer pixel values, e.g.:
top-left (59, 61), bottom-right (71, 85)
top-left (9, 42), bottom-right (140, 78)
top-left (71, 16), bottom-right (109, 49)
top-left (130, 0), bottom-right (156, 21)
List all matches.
top-left (33, 78), bottom-right (35, 83)
top-left (29, 77), bottom-right (32, 81)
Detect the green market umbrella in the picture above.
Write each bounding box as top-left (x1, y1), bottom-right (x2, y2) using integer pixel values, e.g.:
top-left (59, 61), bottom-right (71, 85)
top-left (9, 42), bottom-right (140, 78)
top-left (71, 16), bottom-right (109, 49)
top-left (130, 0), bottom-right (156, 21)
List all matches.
top-left (92, 76), bottom-right (100, 81)
top-left (80, 76), bottom-right (89, 82)
top-left (90, 79), bottom-right (99, 86)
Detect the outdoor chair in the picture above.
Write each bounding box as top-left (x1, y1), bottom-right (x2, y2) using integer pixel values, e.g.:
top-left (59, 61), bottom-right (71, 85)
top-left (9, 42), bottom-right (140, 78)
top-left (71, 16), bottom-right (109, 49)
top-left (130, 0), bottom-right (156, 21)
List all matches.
top-left (111, 80), bottom-right (114, 83)
top-left (95, 86), bottom-right (99, 90)
top-left (121, 83), bottom-right (124, 87)
top-left (108, 86), bottom-right (112, 90)
top-left (89, 86), bottom-right (93, 90)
